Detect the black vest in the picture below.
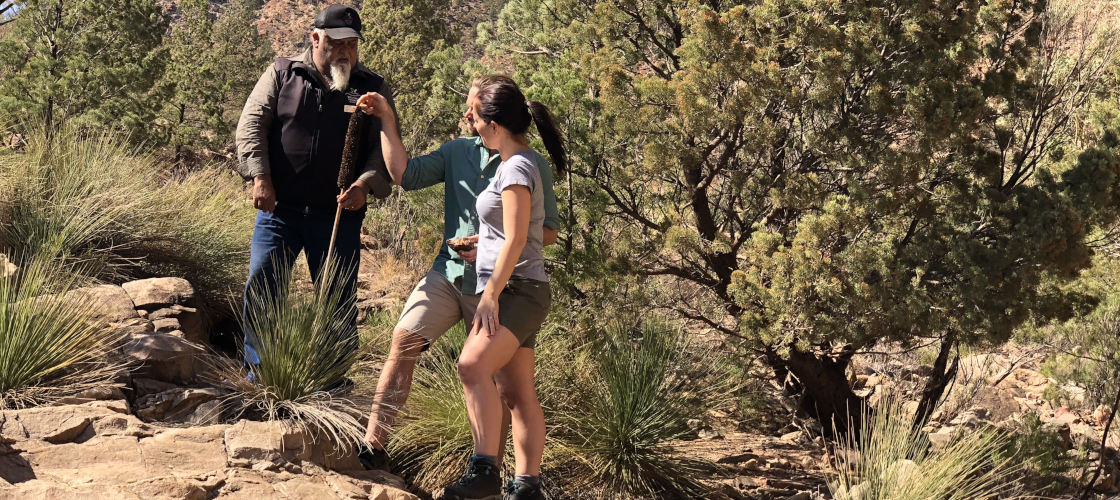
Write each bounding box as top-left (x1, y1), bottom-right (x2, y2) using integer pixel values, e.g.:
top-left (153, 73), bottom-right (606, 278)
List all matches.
top-left (267, 57), bottom-right (384, 207)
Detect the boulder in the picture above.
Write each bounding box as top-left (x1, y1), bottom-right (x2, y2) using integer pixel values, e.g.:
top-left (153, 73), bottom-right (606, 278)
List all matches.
top-left (122, 278), bottom-right (195, 309)
top-left (122, 332), bottom-right (202, 384)
top-left (135, 388), bottom-right (222, 423)
top-left (64, 285), bottom-right (138, 325)
top-left (152, 318), bottom-right (182, 334)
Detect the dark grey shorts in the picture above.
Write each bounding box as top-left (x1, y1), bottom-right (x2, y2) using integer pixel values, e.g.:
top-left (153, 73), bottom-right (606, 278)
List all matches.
top-left (498, 277), bottom-right (551, 349)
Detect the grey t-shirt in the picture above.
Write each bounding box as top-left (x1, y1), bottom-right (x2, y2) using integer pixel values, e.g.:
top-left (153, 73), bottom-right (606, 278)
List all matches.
top-left (475, 152), bottom-right (548, 291)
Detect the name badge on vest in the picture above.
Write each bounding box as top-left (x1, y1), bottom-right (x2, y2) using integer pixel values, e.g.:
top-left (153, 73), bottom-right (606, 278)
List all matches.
top-left (345, 88), bottom-right (362, 105)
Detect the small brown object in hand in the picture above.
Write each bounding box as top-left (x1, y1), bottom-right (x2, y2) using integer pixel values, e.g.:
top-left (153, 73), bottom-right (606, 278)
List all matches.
top-left (448, 236), bottom-right (477, 252)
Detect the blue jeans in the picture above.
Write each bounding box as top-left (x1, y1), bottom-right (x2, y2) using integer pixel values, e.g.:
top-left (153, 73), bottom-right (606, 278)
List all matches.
top-left (242, 205), bottom-right (363, 370)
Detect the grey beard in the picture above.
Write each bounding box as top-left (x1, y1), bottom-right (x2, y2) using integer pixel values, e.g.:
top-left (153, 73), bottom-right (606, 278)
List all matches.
top-left (329, 62), bottom-right (351, 91)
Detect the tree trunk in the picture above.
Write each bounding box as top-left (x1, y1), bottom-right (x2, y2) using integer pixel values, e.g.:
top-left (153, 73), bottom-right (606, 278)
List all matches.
top-left (911, 333), bottom-right (958, 431)
top-left (780, 348), bottom-right (865, 438)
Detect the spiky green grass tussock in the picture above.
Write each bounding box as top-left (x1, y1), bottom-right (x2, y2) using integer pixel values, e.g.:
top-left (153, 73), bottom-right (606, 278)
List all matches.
top-left (0, 124), bottom-right (254, 313)
top-left (829, 391), bottom-right (1024, 500)
top-left (385, 323), bottom-right (474, 491)
top-left (0, 257), bottom-right (127, 409)
top-left (553, 321), bottom-right (708, 499)
top-left (217, 258), bottom-right (367, 449)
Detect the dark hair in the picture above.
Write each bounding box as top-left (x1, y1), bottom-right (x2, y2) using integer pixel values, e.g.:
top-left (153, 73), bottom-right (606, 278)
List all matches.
top-left (472, 75), bottom-right (567, 174)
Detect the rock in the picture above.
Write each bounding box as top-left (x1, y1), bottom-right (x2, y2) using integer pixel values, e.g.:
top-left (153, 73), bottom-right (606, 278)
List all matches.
top-left (152, 317), bottom-right (182, 334)
top-left (780, 430), bottom-right (804, 444)
top-left (865, 374), bottom-right (882, 387)
top-left (784, 493), bottom-right (811, 500)
top-left (188, 400), bottom-right (223, 426)
top-left (132, 377), bottom-right (181, 397)
top-left (854, 374), bottom-right (869, 388)
top-left (135, 387), bottom-right (222, 423)
top-left (888, 458), bottom-right (917, 482)
top-left (53, 386), bottom-right (126, 406)
top-left (225, 420), bottom-right (301, 468)
top-left (698, 428), bottom-right (723, 440)
top-left (2, 406), bottom-right (106, 444)
top-left (91, 414), bottom-right (155, 438)
top-left (928, 426), bottom-right (956, 449)
top-left (149, 305), bottom-right (206, 344)
top-left (1054, 406), bottom-right (1081, 426)
top-left (122, 332), bottom-right (201, 383)
top-left (0, 253), bottom-right (16, 278)
top-left (949, 410), bottom-right (985, 428)
top-left (687, 418), bottom-right (703, 431)
top-left (64, 284), bottom-right (138, 324)
top-left (1094, 405), bottom-right (1113, 427)
top-left (138, 426), bottom-right (227, 475)
top-left (122, 277), bottom-right (195, 309)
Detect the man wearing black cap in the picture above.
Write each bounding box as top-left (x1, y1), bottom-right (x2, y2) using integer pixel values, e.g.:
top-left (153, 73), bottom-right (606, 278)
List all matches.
top-left (234, 4), bottom-right (394, 380)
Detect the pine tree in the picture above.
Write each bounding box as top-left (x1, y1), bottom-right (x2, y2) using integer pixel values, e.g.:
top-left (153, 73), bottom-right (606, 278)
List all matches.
top-left (160, 0), bottom-right (273, 162)
top-left (488, 0), bottom-right (1120, 432)
top-left (0, 0), bottom-right (168, 141)
top-left (359, 0), bottom-right (462, 152)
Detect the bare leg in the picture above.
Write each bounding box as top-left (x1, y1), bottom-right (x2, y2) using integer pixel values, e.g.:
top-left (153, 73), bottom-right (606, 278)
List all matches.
top-left (457, 326), bottom-right (521, 456)
top-left (364, 328), bottom-right (429, 447)
top-left (494, 347), bottom-right (543, 476)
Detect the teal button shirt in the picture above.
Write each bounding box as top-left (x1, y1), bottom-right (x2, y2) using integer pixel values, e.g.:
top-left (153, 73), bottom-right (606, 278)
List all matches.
top-left (401, 137), bottom-right (561, 295)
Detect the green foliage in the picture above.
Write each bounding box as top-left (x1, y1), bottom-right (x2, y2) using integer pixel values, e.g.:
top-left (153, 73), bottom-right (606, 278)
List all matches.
top-left (487, 0), bottom-right (1120, 421)
top-left (0, 257), bottom-right (126, 409)
top-left (550, 320), bottom-right (709, 499)
top-left (999, 412), bottom-right (1089, 494)
top-left (0, 0), bottom-right (168, 142)
top-left (359, 0), bottom-right (472, 153)
top-left (160, 0), bottom-right (274, 158)
top-left (0, 125), bottom-right (255, 312)
top-left (384, 322), bottom-right (473, 491)
top-left (829, 392), bottom-right (1021, 499)
top-left (242, 259), bottom-right (357, 401)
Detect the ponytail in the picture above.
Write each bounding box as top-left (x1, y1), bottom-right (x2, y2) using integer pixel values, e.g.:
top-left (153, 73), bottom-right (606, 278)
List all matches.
top-left (526, 101), bottom-right (567, 175)
top-left (474, 74), bottom-right (568, 175)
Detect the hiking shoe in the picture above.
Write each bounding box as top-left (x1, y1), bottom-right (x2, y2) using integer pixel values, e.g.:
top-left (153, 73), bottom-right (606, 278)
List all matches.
top-left (503, 478), bottom-right (544, 500)
top-left (357, 444), bottom-right (389, 471)
top-left (440, 456), bottom-right (501, 500)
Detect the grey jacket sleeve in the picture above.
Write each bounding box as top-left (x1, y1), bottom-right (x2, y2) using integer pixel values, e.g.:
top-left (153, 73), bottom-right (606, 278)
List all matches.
top-left (357, 79), bottom-right (396, 199)
top-left (234, 63), bottom-right (281, 181)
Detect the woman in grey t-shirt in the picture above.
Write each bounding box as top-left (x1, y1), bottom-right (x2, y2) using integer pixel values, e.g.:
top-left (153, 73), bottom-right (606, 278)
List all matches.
top-left (447, 75), bottom-right (567, 500)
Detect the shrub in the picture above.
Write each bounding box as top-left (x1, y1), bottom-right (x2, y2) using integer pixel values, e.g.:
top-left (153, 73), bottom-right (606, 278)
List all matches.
top-left (829, 391), bottom-right (1022, 500)
top-left (0, 257), bottom-right (127, 409)
top-left (0, 125), bottom-right (254, 314)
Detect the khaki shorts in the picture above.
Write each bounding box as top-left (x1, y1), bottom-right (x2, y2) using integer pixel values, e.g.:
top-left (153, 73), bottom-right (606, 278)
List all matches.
top-left (396, 270), bottom-right (480, 346)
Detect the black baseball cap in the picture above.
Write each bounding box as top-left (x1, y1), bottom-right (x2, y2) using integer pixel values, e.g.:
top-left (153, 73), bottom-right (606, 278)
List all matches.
top-left (314, 4), bottom-right (363, 40)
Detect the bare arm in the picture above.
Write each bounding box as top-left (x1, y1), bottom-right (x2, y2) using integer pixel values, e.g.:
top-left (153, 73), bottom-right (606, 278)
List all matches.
top-left (356, 92), bottom-right (406, 186)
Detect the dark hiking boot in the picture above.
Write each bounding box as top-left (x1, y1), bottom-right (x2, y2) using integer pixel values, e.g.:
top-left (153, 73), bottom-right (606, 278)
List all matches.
top-left (357, 444), bottom-right (389, 471)
top-left (502, 478), bottom-right (544, 500)
top-left (440, 455), bottom-right (501, 500)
